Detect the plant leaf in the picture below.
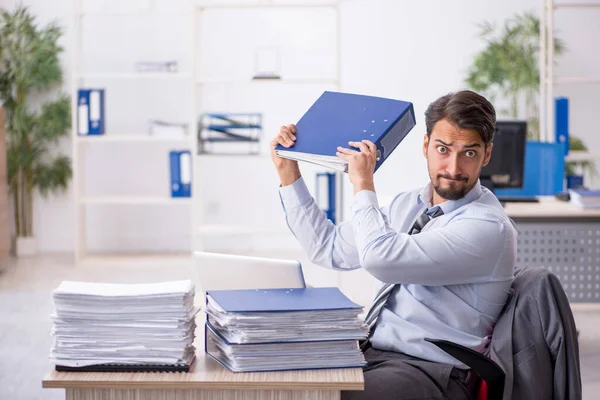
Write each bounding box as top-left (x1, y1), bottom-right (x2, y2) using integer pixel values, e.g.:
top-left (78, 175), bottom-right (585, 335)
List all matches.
top-left (33, 93), bottom-right (71, 142)
top-left (33, 155), bottom-right (72, 198)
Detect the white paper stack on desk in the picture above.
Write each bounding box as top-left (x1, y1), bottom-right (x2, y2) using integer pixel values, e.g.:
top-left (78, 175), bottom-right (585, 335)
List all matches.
top-left (204, 287), bottom-right (369, 372)
top-left (569, 189), bottom-right (600, 209)
top-left (49, 280), bottom-right (198, 370)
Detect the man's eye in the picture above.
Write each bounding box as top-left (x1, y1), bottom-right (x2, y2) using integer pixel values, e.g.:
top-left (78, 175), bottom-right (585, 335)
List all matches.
top-left (436, 146), bottom-right (448, 154)
top-left (465, 150), bottom-right (476, 158)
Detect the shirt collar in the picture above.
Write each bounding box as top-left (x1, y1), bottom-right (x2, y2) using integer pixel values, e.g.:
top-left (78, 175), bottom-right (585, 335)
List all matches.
top-left (418, 179), bottom-right (483, 215)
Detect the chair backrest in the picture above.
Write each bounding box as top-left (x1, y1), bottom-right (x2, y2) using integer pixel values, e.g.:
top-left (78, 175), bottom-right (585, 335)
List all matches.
top-left (428, 266), bottom-right (582, 400)
top-left (486, 267), bottom-right (582, 400)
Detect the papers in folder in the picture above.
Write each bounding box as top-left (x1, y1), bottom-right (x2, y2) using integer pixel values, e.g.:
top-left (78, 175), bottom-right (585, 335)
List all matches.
top-left (204, 287), bottom-right (369, 372)
top-left (569, 189), bottom-right (600, 209)
top-left (275, 91), bottom-right (416, 173)
top-left (49, 280), bottom-right (199, 368)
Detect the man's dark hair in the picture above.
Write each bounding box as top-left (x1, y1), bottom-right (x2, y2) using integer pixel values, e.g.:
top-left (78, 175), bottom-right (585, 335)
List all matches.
top-left (424, 90), bottom-right (496, 145)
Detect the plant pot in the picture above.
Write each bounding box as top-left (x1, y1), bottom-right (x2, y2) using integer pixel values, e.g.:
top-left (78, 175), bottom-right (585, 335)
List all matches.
top-left (13, 236), bottom-right (37, 256)
top-left (566, 175), bottom-right (584, 189)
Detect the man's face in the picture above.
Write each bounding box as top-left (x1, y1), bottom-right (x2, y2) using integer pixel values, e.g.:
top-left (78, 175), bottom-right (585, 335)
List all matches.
top-left (422, 118), bottom-right (493, 201)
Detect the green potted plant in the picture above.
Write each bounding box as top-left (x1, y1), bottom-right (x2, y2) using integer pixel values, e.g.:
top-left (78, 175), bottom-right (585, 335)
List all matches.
top-left (0, 6), bottom-right (72, 256)
top-left (465, 12), bottom-right (561, 139)
top-left (465, 11), bottom-right (595, 188)
top-left (565, 136), bottom-right (597, 188)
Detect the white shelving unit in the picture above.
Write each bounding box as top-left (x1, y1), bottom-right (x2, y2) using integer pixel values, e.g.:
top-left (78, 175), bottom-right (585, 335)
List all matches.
top-left (540, 0), bottom-right (600, 143)
top-left (71, 0), bottom-right (198, 262)
top-left (76, 135), bottom-right (192, 143)
top-left (80, 196), bottom-right (193, 205)
top-left (72, 0), bottom-right (344, 260)
top-left (193, 0), bottom-right (344, 251)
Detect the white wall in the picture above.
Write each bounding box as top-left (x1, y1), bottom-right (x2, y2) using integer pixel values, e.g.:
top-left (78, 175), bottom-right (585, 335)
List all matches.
top-left (553, 4), bottom-right (600, 176)
top-left (9, 0), bottom-right (599, 257)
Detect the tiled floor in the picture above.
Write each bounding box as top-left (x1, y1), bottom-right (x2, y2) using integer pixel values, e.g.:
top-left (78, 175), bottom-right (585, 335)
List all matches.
top-left (0, 253), bottom-right (598, 399)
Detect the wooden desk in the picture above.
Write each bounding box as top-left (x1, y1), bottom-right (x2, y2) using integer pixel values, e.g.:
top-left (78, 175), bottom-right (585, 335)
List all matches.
top-left (42, 334), bottom-right (364, 400)
top-left (503, 197), bottom-right (600, 222)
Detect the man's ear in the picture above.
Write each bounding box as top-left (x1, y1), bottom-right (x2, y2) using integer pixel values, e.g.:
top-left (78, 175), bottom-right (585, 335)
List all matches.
top-left (422, 134), bottom-right (429, 158)
top-left (482, 143), bottom-right (494, 167)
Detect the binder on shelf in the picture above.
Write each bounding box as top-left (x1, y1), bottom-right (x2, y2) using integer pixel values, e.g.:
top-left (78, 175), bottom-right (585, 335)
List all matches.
top-left (77, 89), bottom-right (105, 136)
top-left (198, 113), bottom-right (262, 155)
top-left (316, 172), bottom-right (336, 224)
top-left (170, 150), bottom-right (192, 198)
top-left (275, 91), bottom-right (416, 173)
top-left (555, 97), bottom-right (569, 156)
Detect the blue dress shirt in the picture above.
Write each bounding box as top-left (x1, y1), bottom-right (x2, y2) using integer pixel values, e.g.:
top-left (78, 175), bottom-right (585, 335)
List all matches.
top-left (278, 177), bottom-right (517, 368)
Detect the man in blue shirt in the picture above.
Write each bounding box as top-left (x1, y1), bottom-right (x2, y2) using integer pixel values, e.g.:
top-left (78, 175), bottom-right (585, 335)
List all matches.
top-left (270, 90), bottom-right (517, 400)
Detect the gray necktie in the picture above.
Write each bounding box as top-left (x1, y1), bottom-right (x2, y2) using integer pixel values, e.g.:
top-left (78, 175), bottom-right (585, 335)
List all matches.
top-left (360, 206), bottom-right (443, 349)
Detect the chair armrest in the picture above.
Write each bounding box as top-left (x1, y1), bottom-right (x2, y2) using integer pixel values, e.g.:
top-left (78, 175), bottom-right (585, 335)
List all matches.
top-left (424, 338), bottom-right (505, 400)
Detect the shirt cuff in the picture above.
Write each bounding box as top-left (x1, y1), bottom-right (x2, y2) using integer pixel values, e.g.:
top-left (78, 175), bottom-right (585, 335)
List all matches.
top-left (352, 190), bottom-right (379, 213)
top-left (278, 176), bottom-right (312, 209)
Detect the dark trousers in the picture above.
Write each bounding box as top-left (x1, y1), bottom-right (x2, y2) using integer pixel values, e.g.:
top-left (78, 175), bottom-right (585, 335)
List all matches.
top-left (342, 347), bottom-right (476, 400)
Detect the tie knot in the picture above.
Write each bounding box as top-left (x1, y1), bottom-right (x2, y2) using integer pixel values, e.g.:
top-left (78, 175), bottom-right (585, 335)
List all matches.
top-left (428, 206), bottom-right (444, 218)
top-left (409, 207), bottom-right (443, 235)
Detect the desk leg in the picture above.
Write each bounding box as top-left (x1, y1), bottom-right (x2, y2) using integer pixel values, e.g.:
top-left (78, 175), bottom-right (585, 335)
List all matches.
top-left (66, 388), bottom-right (342, 400)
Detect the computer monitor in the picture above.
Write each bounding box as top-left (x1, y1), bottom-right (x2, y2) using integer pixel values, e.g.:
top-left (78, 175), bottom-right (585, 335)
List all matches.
top-left (480, 120), bottom-right (527, 193)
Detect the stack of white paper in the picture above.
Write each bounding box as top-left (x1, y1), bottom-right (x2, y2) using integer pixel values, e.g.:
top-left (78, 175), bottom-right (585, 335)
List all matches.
top-left (49, 280), bottom-right (198, 368)
top-left (207, 297), bottom-right (368, 343)
top-left (148, 119), bottom-right (188, 139)
top-left (569, 189), bottom-right (600, 209)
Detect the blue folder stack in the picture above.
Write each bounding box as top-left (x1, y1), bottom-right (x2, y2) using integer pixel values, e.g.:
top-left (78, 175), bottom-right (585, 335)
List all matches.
top-left (204, 287), bottom-right (369, 372)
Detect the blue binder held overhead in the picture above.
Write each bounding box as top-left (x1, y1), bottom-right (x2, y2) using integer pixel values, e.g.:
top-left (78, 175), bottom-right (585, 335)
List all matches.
top-left (275, 91), bottom-right (416, 173)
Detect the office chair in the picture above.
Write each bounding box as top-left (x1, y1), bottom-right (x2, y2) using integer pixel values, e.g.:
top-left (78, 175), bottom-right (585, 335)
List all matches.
top-left (425, 266), bottom-right (582, 400)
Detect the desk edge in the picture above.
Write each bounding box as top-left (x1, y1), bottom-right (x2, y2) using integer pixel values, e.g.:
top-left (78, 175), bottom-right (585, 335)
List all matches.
top-left (41, 378), bottom-right (364, 391)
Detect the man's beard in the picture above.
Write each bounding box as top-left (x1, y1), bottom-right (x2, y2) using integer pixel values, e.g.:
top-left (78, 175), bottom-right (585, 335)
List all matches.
top-left (433, 174), bottom-right (470, 201)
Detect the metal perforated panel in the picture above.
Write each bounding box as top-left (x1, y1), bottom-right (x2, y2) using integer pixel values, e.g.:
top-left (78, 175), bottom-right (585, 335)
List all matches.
top-left (516, 223), bottom-right (600, 302)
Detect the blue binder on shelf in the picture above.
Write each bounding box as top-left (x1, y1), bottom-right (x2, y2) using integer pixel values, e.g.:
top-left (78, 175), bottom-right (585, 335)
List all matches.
top-left (316, 172), bottom-right (336, 224)
top-left (169, 150), bottom-right (192, 197)
top-left (555, 97), bottom-right (569, 156)
top-left (275, 91), bottom-right (416, 173)
top-left (77, 89), bottom-right (105, 135)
